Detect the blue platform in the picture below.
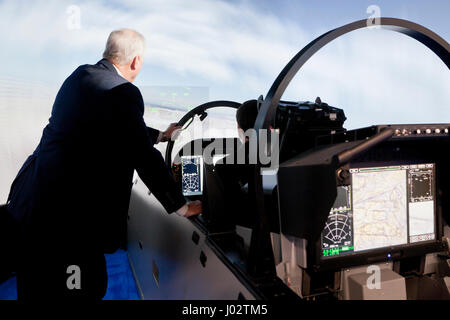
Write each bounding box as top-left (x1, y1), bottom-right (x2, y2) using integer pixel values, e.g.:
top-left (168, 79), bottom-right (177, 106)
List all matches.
top-left (0, 249), bottom-right (140, 300)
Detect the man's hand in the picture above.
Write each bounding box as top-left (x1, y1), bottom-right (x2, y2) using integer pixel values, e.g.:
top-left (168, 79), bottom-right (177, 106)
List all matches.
top-left (160, 123), bottom-right (182, 142)
top-left (184, 200), bottom-right (202, 217)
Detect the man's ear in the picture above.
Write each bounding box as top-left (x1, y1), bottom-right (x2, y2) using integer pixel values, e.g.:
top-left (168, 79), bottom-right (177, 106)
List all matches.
top-left (130, 56), bottom-right (139, 71)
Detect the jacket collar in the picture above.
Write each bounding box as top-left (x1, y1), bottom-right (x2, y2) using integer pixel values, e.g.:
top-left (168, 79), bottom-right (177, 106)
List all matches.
top-left (96, 58), bottom-right (117, 74)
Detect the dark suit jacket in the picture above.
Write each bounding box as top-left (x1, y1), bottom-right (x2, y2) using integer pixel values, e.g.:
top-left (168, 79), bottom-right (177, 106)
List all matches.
top-left (7, 59), bottom-right (186, 252)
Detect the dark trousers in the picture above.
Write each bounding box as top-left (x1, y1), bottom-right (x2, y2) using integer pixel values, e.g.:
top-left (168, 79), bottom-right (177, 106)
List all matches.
top-left (0, 204), bottom-right (17, 284)
top-left (16, 244), bottom-right (108, 300)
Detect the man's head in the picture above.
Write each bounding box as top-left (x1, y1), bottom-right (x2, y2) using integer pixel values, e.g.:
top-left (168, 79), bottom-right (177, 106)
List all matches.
top-left (103, 29), bottom-right (146, 82)
top-left (236, 99), bottom-right (259, 131)
top-left (236, 99), bottom-right (259, 142)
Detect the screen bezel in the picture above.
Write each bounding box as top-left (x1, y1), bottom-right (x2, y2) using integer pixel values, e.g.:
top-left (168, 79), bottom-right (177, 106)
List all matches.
top-left (312, 160), bottom-right (444, 272)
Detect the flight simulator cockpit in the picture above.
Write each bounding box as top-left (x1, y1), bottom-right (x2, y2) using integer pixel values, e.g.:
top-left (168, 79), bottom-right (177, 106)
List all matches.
top-left (127, 18), bottom-right (450, 300)
top-left (276, 121), bottom-right (450, 299)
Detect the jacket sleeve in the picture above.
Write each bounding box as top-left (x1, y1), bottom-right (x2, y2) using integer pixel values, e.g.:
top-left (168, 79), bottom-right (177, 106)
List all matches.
top-left (109, 83), bottom-right (186, 214)
top-left (147, 126), bottom-right (160, 145)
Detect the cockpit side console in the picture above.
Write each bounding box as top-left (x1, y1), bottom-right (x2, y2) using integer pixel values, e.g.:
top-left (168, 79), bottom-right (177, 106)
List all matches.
top-left (277, 125), bottom-right (450, 271)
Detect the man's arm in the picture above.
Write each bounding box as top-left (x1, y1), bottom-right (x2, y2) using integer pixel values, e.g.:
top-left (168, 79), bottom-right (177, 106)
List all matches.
top-left (110, 83), bottom-right (186, 214)
top-left (147, 123), bottom-right (182, 145)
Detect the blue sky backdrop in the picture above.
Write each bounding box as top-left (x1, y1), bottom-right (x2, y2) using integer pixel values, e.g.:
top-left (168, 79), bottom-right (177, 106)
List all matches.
top-left (0, 0), bottom-right (448, 123)
top-left (0, 0), bottom-right (449, 201)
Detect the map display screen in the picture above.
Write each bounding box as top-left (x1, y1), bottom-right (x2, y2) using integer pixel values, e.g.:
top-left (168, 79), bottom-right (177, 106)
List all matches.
top-left (321, 163), bottom-right (435, 259)
top-left (181, 155), bottom-right (203, 196)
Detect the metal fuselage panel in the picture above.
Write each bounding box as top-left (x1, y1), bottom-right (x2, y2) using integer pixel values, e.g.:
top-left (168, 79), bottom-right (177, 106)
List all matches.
top-left (127, 173), bottom-right (255, 300)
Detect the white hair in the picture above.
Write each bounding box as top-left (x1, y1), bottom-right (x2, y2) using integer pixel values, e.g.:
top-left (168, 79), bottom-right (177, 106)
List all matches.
top-left (103, 29), bottom-right (146, 66)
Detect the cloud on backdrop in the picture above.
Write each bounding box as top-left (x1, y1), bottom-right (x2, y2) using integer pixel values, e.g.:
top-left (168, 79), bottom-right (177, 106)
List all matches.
top-left (0, 0), bottom-right (448, 201)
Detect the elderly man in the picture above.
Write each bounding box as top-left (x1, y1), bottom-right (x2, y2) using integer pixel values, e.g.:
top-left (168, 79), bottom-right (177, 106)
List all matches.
top-left (7, 29), bottom-right (201, 300)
